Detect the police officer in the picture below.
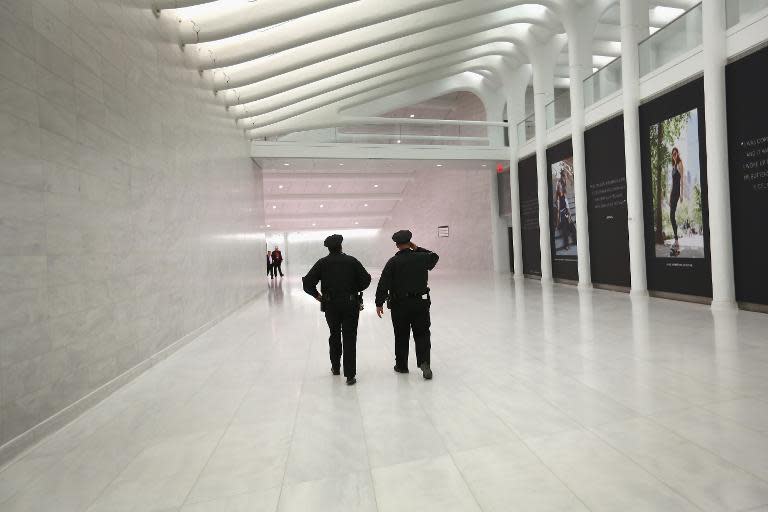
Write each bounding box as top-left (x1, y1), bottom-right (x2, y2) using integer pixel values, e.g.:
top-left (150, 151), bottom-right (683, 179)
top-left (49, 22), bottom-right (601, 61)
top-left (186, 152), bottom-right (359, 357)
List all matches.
top-left (375, 230), bottom-right (439, 380)
top-left (302, 234), bottom-right (371, 385)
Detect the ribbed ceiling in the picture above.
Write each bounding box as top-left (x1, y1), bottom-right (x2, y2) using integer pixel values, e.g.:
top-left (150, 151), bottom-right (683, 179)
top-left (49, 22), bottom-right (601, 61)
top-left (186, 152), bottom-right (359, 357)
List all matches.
top-left (156, 0), bottom-right (697, 140)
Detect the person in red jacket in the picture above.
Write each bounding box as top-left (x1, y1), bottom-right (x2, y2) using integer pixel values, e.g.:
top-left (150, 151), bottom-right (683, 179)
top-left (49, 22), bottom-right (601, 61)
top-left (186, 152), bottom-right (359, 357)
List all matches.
top-left (271, 246), bottom-right (284, 277)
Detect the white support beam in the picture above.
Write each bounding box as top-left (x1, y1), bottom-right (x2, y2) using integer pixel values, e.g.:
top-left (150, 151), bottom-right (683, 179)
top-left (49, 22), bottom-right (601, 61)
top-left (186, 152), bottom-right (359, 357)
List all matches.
top-left (340, 117), bottom-right (509, 127)
top-left (262, 172), bottom-right (415, 182)
top-left (268, 212), bottom-right (392, 221)
top-left (265, 193), bottom-right (402, 201)
top-left (252, 142), bottom-right (510, 160)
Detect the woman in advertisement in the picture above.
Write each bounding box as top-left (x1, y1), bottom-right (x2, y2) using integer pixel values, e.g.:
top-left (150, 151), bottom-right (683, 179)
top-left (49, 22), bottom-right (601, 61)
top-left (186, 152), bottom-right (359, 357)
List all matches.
top-left (556, 176), bottom-right (573, 251)
top-left (669, 147), bottom-right (685, 256)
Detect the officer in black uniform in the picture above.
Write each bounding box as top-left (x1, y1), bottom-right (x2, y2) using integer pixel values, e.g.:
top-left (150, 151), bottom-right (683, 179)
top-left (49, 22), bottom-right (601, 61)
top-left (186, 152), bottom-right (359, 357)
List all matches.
top-left (375, 230), bottom-right (439, 380)
top-left (302, 234), bottom-right (372, 385)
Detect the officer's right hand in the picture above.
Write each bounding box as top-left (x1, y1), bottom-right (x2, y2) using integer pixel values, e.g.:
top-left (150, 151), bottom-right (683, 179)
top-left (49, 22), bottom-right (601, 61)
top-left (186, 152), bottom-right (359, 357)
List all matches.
top-left (376, 306), bottom-right (384, 318)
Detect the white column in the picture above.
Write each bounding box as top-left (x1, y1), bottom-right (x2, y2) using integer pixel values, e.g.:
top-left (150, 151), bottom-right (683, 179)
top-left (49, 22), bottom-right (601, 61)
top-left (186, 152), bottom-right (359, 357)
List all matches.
top-left (487, 97), bottom-right (511, 274)
top-left (620, 0), bottom-right (649, 295)
top-left (532, 65), bottom-right (554, 281)
top-left (489, 166), bottom-right (510, 274)
top-left (703, 0), bottom-right (737, 309)
top-left (507, 101), bottom-right (525, 278)
top-left (568, 29), bottom-right (594, 288)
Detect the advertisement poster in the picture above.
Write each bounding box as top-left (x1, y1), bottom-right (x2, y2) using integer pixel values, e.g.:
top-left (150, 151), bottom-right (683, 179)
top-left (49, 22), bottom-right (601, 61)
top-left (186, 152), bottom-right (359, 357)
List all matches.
top-left (726, 44), bottom-right (768, 305)
top-left (547, 139), bottom-right (578, 281)
top-left (640, 78), bottom-right (711, 298)
top-left (551, 156), bottom-right (577, 257)
top-left (648, 109), bottom-right (705, 259)
top-left (518, 155), bottom-right (541, 276)
top-left (585, 115), bottom-right (630, 288)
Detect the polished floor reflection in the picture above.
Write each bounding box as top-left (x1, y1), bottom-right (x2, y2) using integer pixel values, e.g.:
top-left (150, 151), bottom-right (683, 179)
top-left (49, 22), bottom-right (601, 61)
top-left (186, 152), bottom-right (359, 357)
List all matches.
top-left (2, 274), bottom-right (768, 511)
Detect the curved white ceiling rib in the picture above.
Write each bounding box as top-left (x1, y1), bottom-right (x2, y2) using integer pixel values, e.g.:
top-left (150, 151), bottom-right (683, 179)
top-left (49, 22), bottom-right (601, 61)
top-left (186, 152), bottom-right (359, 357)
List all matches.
top-left (216, 6), bottom-right (554, 102)
top-left (246, 72), bottom-right (495, 140)
top-left (189, 0), bottom-right (463, 68)
top-left (173, 0), bottom-right (359, 43)
top-left (191, 1), bottom-right (554, 72)
top-left (244, 60), bottom-right (509, 138)
top-left (156, 0), bottom-right (699, 140)
top-left (232, 42), bottom-right (520, 123)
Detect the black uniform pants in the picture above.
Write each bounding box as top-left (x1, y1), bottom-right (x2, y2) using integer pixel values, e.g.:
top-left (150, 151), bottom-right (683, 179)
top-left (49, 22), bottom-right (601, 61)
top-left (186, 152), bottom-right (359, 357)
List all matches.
top-left (324, 301), bottom-right (359, 378)
top-left (391, 298), bottom-right (431, 369)
top-left (274, 262), bottom-right (284, 276)
top-left (267, 264), bottom-right (274, 277)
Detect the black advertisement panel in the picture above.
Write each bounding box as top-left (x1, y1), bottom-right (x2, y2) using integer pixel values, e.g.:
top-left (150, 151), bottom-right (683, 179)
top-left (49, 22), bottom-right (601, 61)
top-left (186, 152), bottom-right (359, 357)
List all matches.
top-left (585, 115), bottom-right (631, 288)
top-left (640, 78), bottom-right (712, 297)
top-left (518, 155), bottom-right (541, 276)
top-left (546, 139), bottom-right (578, 281)
top-left (726, 45), bottom-right (768, 305)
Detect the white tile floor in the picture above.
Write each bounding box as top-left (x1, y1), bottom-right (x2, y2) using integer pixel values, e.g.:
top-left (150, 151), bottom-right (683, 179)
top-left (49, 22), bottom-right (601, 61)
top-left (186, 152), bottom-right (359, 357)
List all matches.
top-left (2, 274), bottom-right (768, 511)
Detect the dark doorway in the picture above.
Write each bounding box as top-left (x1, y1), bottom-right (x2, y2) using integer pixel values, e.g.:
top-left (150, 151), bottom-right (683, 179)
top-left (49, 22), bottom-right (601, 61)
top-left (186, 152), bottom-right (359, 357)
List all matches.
top-left (508, 227), bottom-right (514, 273)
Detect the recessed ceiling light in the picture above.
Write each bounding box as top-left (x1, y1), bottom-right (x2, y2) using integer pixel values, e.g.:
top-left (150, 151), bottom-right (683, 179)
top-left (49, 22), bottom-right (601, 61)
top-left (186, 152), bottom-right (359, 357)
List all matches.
top-left (409, 114), bottom-right (415, 118)
top-left (373, 184), bottom-right (379, 188)
top-left (266, 224), bottom-right (271, 228)
top-left (319, 204), bottom-right (324, 208)
top-left (396, 139), bottom-right (401, 144)
top-left (364, 203), bottom-right (369, 207)
top-left (354, 221), bottom-right (359, 225)
top-left (338, 163), bottom-right (344, 166)
top-left (272, 205), bottom-right (277, 209)
top-left (481, 164), bottom-right (487, 168)
top-left (283, 163), bottom-right (290, 166)
top-left (312, 223), bottom-right (316, 227)
top-left (278, 184), bottom-right (284, 189)
top-left (436, 164), bottom-right (443, 167)
top-left (327, 184), bottom-right (332, 188)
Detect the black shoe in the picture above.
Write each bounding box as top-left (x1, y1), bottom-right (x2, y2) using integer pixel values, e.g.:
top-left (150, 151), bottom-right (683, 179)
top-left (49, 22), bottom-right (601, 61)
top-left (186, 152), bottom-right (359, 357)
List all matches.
top-left (419, 363), bottom-right (433, 380)
top-left (331, 367), bottom-right (340, 376)
top-left (346, 377), bottom-right (356, 385)
top-left (393, 366), bottom-right (409, 374)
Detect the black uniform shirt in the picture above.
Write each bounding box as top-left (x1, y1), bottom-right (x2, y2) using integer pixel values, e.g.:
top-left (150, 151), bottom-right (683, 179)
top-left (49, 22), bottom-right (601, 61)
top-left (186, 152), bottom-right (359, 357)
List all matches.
top-left (375, 247), bottom-right (439, 307)
top-left (302, 252), bottom-right (372, 301)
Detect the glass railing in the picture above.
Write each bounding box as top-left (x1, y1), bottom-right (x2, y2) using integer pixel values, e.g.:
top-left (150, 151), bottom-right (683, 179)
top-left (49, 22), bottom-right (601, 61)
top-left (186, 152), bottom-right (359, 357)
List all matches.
top-left (584, 57), bottom-right (622, 107)
top-left (272, 123), bottom-right (499, 146)
top-left (517, 113), bottom-right (535, 145)
top-left (726, 0), bottom-right (768, 27)
top-left (545, 92), bottom-right (571, 129)
top-left (639, 3), bottom-right (702, 76)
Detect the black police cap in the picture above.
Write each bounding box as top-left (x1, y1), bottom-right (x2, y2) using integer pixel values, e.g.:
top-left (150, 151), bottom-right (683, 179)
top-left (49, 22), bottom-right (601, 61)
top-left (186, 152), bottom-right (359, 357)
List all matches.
top-left (324, 234), bottom-right (343, 249)
top-left (392, 230), bottom-right (412, 244)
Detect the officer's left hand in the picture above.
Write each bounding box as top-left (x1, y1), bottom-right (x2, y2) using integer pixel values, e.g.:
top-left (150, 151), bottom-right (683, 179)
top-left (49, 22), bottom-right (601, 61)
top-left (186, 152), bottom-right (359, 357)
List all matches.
top-left (315, 294), bottom-right (323, 302)
top-left (376, 306), bottom-right (384, 318)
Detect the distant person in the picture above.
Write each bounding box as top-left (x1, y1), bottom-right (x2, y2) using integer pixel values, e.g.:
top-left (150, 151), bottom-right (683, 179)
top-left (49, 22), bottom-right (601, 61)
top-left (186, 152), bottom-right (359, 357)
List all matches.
top-left (375, 230), bottom-right (439, 380)
top-left (271, 246), bottom-right (284, 277)
top-left (669, 147), bottom-right (685, 256)
top-left (266, 250), bottom-right (274, 279)
top-left (302, 234), bottom-right (371, 385)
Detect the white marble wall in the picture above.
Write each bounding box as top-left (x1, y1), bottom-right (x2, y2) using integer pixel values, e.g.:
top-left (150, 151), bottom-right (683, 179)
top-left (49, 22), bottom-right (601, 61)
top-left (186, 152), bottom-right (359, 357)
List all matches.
top-left (284, 233), bottom-right (381, 275)
top-left (0, 0), bottom-right (266, 453)
top-left (374, 168), bottom-right (494, 272)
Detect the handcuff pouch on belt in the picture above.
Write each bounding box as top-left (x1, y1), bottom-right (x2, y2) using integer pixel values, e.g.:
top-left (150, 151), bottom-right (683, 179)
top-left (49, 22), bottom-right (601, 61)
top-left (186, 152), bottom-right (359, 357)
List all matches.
top-left (320, 292), bottom-right (364, 312)
top-left (386, 289), bottom-right (431, 309)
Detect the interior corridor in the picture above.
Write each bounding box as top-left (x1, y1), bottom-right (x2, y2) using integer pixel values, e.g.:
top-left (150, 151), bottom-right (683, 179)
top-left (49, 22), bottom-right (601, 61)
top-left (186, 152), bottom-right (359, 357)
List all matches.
top-left (2, 275), bottom-right (768, 512)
